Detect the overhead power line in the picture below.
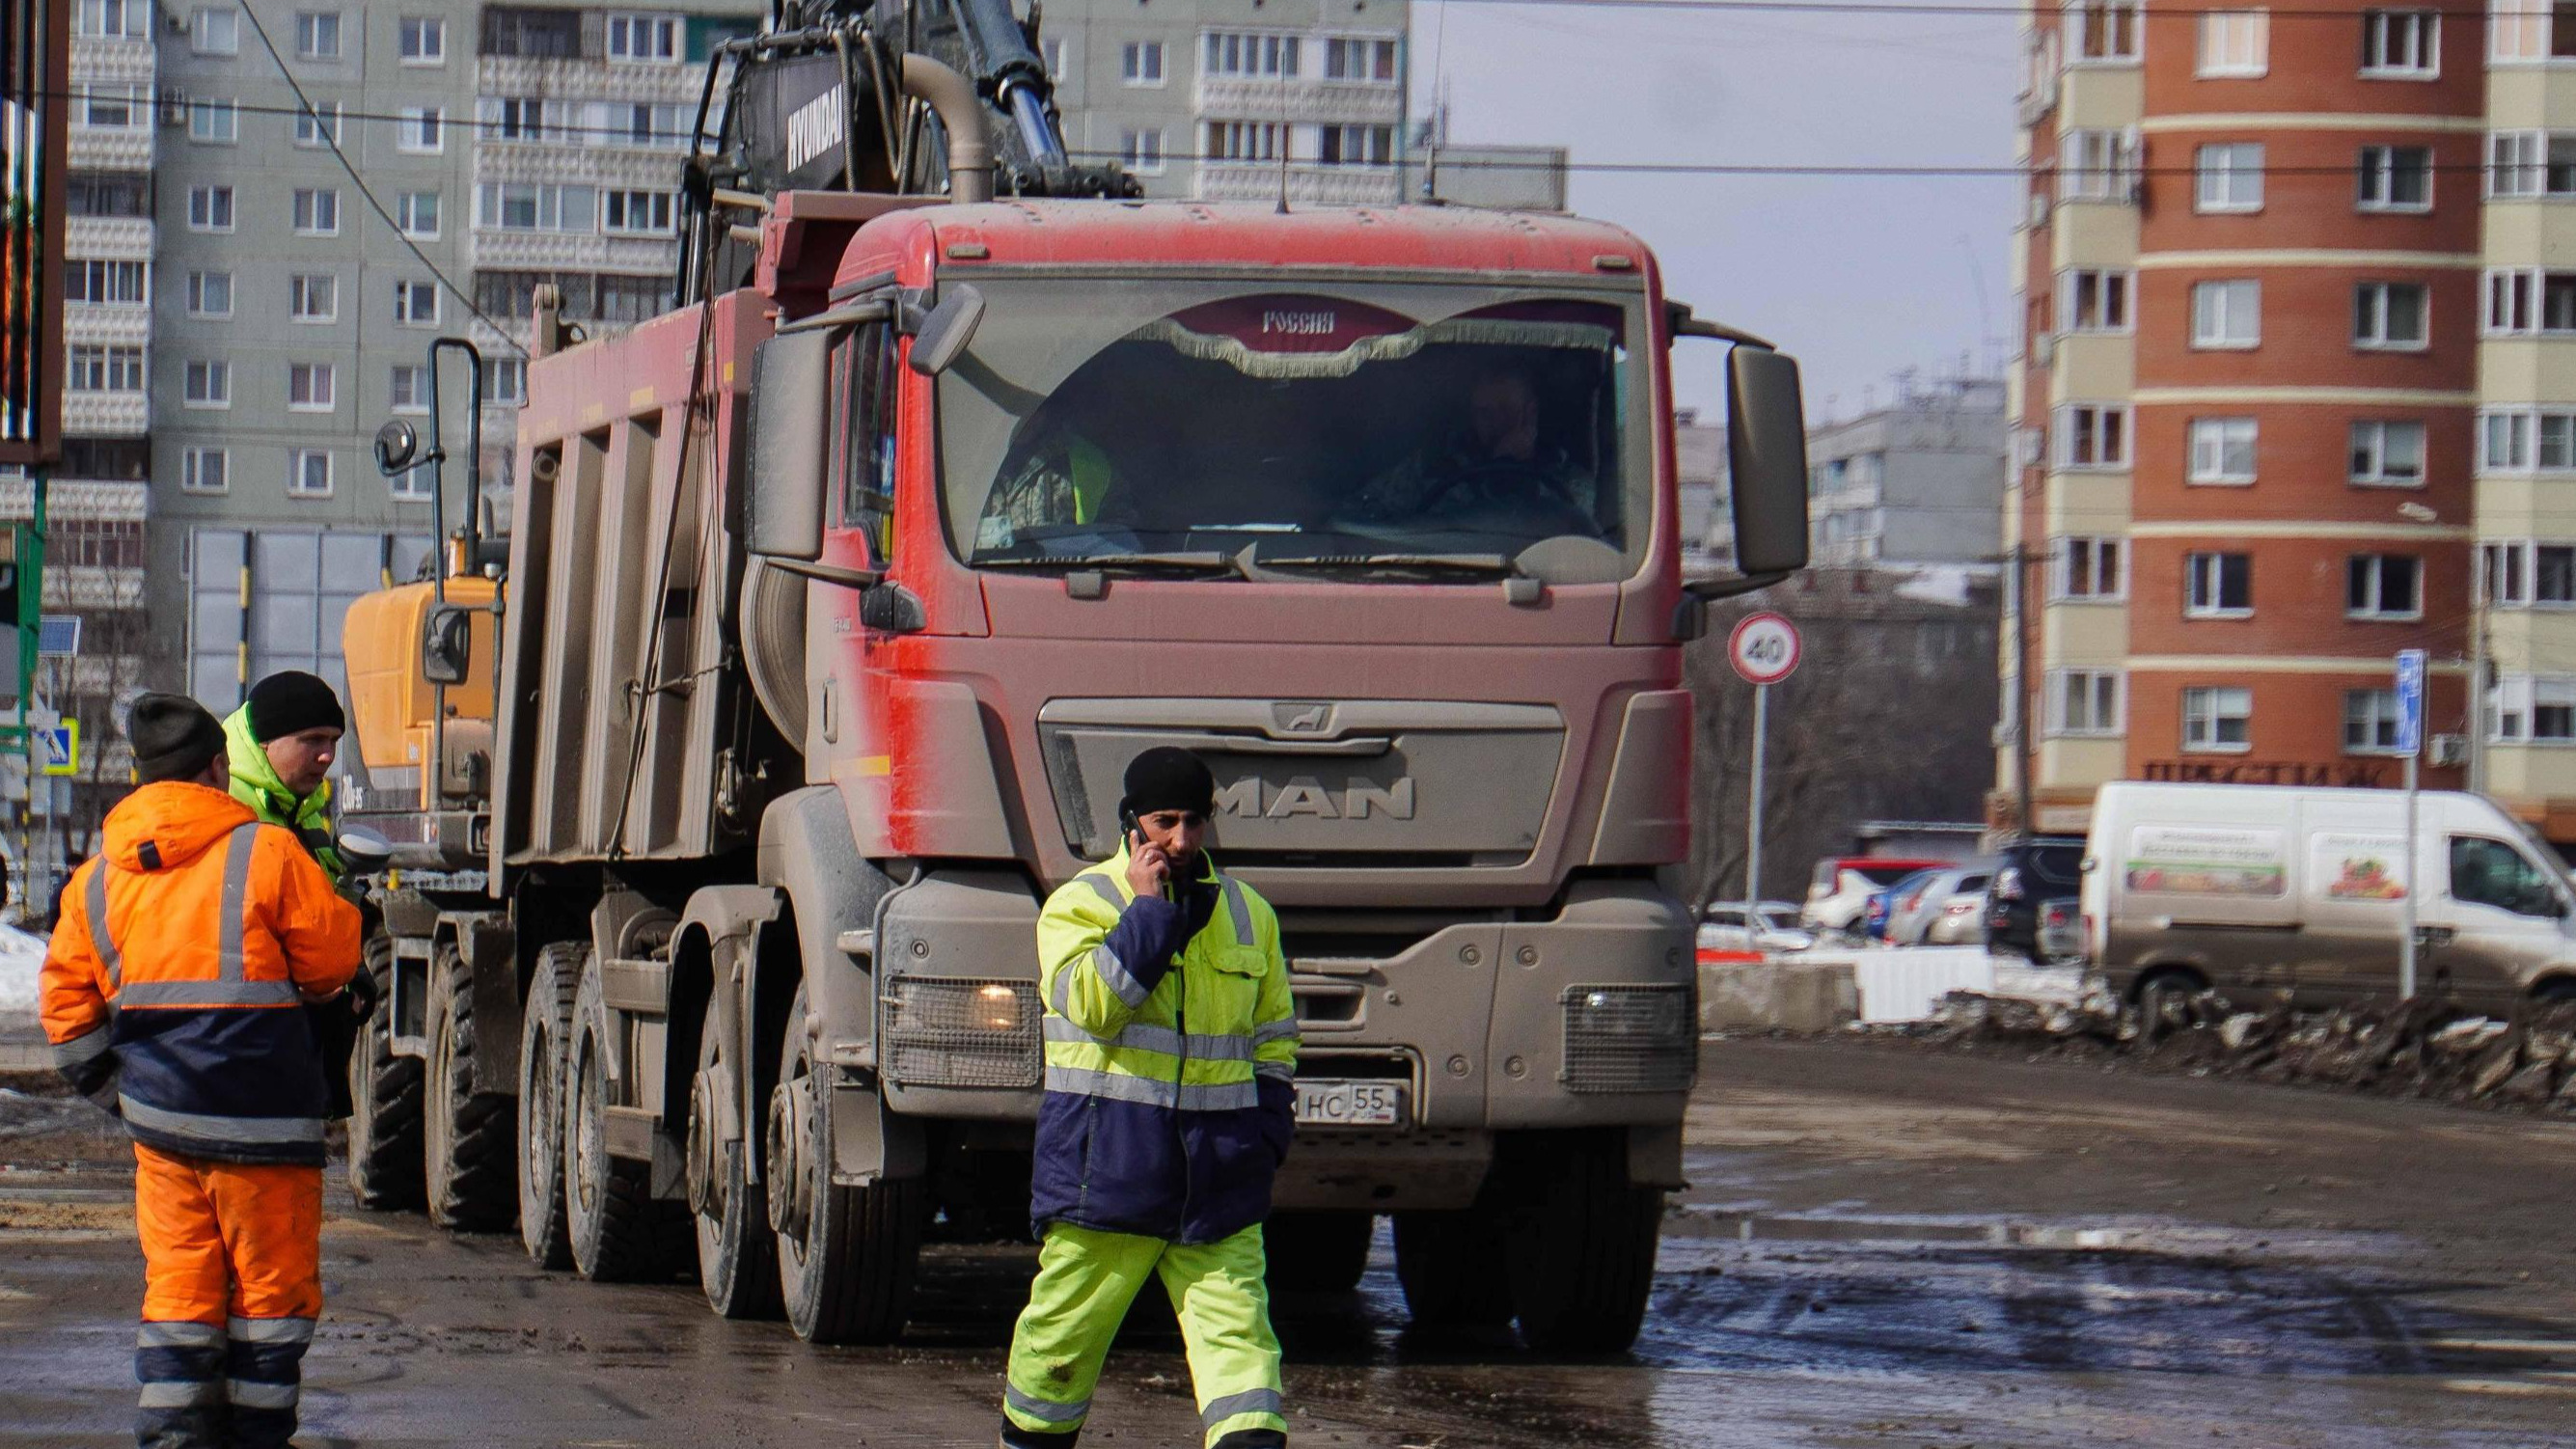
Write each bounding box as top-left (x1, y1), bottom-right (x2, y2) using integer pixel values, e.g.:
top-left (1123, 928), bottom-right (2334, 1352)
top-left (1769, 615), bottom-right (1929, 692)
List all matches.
top-left (1422, 0), bottom-right (2487, 17)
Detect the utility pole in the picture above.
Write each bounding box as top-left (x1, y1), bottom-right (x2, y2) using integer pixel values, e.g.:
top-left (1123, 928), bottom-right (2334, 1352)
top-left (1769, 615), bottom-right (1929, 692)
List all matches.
top-left (2014, 543), bottom-right (2036, 837)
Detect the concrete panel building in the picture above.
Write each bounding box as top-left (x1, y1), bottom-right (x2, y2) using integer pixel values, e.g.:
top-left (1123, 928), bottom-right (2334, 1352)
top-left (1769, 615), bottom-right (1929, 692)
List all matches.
top-left (1808, 376), bottom-right (2006, 567)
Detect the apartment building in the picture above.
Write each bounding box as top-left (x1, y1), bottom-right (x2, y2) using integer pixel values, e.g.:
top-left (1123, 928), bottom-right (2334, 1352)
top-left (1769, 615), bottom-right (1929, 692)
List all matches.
top-left (2005, 0), bottom-right (2486, 837)
top-left (1038, 0), bottom-right (1410, 204)
top-left (1808, 375), bottom-right (2007, 567)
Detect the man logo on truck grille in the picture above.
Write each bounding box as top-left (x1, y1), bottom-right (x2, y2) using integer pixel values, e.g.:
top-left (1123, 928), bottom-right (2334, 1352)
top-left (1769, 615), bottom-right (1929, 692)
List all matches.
top-left (1271, 702), bottom-right (1333, 734)
top-left (1214, 776), bottom-right (1416, 821)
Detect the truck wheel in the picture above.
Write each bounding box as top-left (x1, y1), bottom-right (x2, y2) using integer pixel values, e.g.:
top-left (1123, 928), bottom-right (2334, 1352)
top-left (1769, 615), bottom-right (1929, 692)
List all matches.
top-left (1501, 1132), bottom-right (1661, 1354)
top-left (1393, 1207), bottom-right (1513, 1329)
top-left (771, 980), bottom-right (922, 1344)
top-left (426, 940), bottom-right (518, 1231)
top-left (691, 1006), bottom-right (781, 1320)
top-left (1265, 1212), bottom-right (1374, 1295)
top-left (516, 943), bottom-right (584, 1269)
top-left (563, 952), bottom-right (690, 1282)
top-left (345, 935), bottom-right (424, 1212)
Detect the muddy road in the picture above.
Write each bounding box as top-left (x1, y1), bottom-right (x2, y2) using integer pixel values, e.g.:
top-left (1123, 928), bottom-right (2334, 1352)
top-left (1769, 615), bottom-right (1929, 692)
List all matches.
top-left (7, 1037), bottom-right (2576, 1447)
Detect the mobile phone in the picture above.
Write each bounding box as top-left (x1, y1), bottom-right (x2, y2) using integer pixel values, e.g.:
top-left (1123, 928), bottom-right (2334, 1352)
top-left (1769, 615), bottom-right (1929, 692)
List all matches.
top-left (1119, 806), bottom-right (1172, 901)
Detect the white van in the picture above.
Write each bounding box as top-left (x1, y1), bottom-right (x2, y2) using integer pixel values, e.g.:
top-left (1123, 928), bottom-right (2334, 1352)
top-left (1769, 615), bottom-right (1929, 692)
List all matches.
top-left (2083, 781), bottom-right (2576, 1010)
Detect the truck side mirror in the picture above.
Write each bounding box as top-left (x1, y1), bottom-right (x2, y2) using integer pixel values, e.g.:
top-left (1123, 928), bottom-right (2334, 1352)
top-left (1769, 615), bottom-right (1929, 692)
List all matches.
top-left (907, 285), bottom-right (984, 377)
top-left (1727, 347), bottom-right (1811, 579)
top-left (745, 329), bottom-right (832, 562)
top-left (422, 604), bottom-right (471, 684)
top-left (374, 420), bottom-right (419, 476)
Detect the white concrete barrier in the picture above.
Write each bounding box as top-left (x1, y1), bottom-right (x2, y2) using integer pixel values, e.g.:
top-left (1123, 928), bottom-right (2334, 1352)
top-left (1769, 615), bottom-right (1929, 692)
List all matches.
top-left (1794, 946), bottom-right (1997, 1025)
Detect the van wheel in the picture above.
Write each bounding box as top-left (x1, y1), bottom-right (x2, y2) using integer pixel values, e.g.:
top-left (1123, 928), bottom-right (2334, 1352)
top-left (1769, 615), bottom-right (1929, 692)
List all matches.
top-left (2134, 968), bottom-right (2206, 1027)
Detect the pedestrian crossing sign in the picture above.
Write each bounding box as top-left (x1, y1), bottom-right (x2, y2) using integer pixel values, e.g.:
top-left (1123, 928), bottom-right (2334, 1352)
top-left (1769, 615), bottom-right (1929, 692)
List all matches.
top-left (38, 719), bottom-right (76, 776)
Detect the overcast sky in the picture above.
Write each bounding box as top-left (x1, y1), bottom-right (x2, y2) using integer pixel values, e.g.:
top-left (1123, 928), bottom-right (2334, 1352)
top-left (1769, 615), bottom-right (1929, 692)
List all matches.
top-left (1408, 0), bottom-right (2022, 422)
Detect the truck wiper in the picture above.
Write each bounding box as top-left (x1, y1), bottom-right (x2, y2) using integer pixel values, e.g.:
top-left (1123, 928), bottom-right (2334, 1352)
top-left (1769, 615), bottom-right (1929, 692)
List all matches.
top-left (1257, 552), bottom-right (1517, 575)
top-left (974, 551), bottom-right (1244, 575)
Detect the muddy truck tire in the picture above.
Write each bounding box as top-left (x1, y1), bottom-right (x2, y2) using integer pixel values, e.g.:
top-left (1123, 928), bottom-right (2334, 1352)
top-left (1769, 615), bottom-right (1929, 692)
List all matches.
top-left (691, 1001), bottom-right (781, 1320)
top-left (345, 934), bottom-right (425, 1212)
top-left (1265, 1211), bottom-right (1374, 1295)
top-left (1500, 1131), bottom-right (1661, 1354)
top-left (517, 943), bottom-right (584, 1269)
top-left (1393, 1206), bottom-right (1514, 1329)
top-left (563, 950), bottom-right (692, 1281)
top-left (425, 940), bottom-right (519, 1231)
top-left (771, 981), bottom-right (923, 1344)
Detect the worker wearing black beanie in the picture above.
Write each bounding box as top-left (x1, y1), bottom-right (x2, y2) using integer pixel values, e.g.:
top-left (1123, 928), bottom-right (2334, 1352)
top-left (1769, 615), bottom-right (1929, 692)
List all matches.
top-left (222, 670), bottom-right (349, 883)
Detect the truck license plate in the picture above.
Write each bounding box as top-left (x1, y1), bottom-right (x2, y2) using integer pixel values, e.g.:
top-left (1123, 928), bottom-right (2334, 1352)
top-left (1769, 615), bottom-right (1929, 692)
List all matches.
top-left (1295, 1080), bottom-right (1404, 1127)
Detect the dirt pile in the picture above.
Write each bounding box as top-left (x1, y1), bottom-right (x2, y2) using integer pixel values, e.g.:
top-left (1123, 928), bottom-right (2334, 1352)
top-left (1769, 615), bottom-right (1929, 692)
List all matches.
top-left (1908, 989), bottom-right (2576, 1112)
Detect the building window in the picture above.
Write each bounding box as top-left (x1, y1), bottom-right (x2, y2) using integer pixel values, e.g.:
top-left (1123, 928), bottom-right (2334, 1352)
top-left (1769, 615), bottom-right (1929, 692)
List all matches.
top-left (2185, 552), bottom-right (2253, 617)
top-left (68, 175), bottom-right (150, 218)
top-left (391, 466), bottom-right (433, 503)
top-left (1205, 120), bottom-right (1283, 162)
top-left (1203, 31), bottom-right (1301, 77)
top-left (399, 16), bottom-right (445, 63)
top-left (476, 182), bottom-right (597, 233)
top-left (180, 447), bottom-right (229, 494)
top-left (292, 187), bottom-right (340, 235)
top-left (486, 96), bottom-right (552, 144)
top-left (1120, 128), bottom-right (1166, 174)
top-left (1122, 41), bottom-right (1165, 84)
top-left (2481, 541), bottom-right (2576, 606)
top-left (79, 84), bottom-right (146, 130)
top-left (2350, 419), bottom-right (2426, 484)
top-left (64, 260), bottom-right (148, 306)
top-left (602, 190), bottom-right (675, 234)
top-left (183, 97), bottom-right (234, 144)
top-left (288, 363), bottom-right (336, 412)
top-left (391, 365), bottom-right (432, 416)
top-left (187, 185), bottom-right (234, 232)
top-left (2482, 267), bottom-right (2576, 334)
top-left (2053, 535), bottom-right (2125, 599)
top-left (2357, 145), bottom-right (2432, 210)
top-left (294, 102), bottom-right (343, 148)
top-left (2048, 669), bottom-right (2125, 737)
top-left (289, 450), bottom-right (335, 498)
top-left (2485, 130), bottom-right (2576, 197)
top-left (2195, 143), bottom-right (2265, 211)
top-left (2054, 404), bottom-right (2131, 469)
top-left (68, 343), bottom-right (143, 392)
top-left (2484, 408), bottom-right (2535, 471)
top-left (2192, 279), bottom-right (2262, 348)
top-left (77, 0), bottom-right (149, 36)
top-left (397, 191), bottom-right (440, 238)
top-left (2354, 282), bottom-right (2428, 349)
top-left (488, 358), bottom-right (527, 404)
top-left (2059, 128), bottom-right (2140, 201)
top-left (2188, 418), bottom-right (2259, 483)
top-left (1320, 124), bottom-right (1395, 168)
top-left (606, 13), bottom-right (680, 62)
top-left (293, 11), bottom-right (341, 60)
top-left (596, 275), bottom-right (668, 325)
top-left (398, 107), bottom-right (443, 153)
top-left (2493, 0), bottom-right (2576, 60)
top-left (2182, 686), bottom-right (2255, 752)
top-left (192, 7), bottom-right (238, 53)
top-left (622, 102), bottom-right (693, 149)
top-left (186, 271), bottom-right (233, 318)
top-left (1324, 36), bottom-right (1401, 80)
top-left (183, 360), bottom-right (230, 408)
top-left (2060, 268), bottom-right (2132, 333)
top-left (2362, 10), bottom-right (2439, 73)
top-left (2347, 554), bottom-right (2423, 618)
top-left (2198, 10), bottom-right (2270, 75)
top-left (288, 273), bottom-right (337, 323)
top-left (2488, 676), bottom-right (2576, 743)
top-left (2344, 690), bottom-right (2408, 753)
top-left (395, 280), bottom-right (440, 325)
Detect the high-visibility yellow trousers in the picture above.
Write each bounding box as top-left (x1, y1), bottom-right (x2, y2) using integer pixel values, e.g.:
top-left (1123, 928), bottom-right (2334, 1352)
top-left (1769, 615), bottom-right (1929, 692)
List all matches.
top-left (1000, 1222), bottom-right (1288, 1449)
top-left (131, 1143), bottom-right (322, 1449)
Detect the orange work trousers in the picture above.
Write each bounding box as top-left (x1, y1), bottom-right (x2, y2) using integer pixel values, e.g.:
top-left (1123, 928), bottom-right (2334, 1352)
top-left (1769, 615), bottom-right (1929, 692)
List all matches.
top-left (131, 1143), bottom-right (322, 1449)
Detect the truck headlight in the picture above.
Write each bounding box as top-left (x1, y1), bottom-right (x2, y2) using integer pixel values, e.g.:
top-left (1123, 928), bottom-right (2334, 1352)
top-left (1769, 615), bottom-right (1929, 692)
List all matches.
top-left (882, 976), bottom-right (1041, 1089)
top-left (1560, 983), bottom-right (1693, 1093)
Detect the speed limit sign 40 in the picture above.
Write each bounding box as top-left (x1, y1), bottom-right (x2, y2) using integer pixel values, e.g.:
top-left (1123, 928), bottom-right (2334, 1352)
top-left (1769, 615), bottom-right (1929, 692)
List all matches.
top-left (1727, 612), bottom-right (1801, 686)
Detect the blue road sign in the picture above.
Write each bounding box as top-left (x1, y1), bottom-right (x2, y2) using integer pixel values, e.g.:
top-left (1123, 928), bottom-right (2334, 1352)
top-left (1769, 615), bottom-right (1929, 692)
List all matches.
top-left (2394, 649), bottom-right (2426, 759)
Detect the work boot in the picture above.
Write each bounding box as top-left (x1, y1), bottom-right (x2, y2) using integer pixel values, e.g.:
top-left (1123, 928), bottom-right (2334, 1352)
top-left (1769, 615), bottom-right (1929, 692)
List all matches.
top-left (1000, 1424), bottom-right (1081, 1449)
top-left (1210, 1432), bottom-right (1287, 1449)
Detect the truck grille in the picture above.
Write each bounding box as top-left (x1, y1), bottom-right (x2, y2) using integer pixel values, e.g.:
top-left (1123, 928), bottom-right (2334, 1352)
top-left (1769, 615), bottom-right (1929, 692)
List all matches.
top-left (1560, 983), bottom-right (1693, 1094)
top-left (882, 976), bottom-right (1042, 1089)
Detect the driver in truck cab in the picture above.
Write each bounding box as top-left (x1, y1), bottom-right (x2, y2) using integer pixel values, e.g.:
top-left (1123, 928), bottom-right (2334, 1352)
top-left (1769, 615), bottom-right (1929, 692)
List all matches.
top-left (1000, 747), bottom-right (1300, 1449)
top-left (1354, 368), bottom-right (1594, 534)
top-left (222, 671), bottom-right (349, 887)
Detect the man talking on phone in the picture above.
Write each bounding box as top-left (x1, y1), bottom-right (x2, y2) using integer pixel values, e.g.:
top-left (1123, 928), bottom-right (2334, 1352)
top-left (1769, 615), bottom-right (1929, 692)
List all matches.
top-left (999, 746), bottom-right (1299, 1449)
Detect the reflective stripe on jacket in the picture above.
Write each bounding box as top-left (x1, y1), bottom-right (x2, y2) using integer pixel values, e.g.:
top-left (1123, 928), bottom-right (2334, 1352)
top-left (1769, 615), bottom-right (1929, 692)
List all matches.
top-left (221, 705), bottom-right (344, 885)
top-left (1029, 843), bottom-right (1299, 1244)
top-left (39, 781), bottom-right (362, 1165)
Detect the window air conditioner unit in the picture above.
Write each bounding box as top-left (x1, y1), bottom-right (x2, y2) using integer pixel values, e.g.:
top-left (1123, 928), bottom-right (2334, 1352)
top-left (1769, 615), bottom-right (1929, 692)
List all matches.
top-left (158, 88), bottom-right (188, 126)
top-left (2429, 733), bottom-right (2468, 768)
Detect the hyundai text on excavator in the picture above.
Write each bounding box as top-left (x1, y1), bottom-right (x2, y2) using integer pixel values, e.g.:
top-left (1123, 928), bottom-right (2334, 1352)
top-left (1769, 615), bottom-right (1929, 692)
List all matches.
top-left (335, 0), bottom-right (1811, 1352)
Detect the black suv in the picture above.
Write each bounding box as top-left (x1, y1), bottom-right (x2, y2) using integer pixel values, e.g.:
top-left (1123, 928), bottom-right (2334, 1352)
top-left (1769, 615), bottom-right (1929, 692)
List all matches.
top-left (1984, 836), bottom-right (2085, 959)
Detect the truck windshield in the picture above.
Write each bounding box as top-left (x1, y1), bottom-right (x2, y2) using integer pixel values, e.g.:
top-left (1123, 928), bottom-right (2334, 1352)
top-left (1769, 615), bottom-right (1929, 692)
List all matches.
top-left (938, 282), bottom-right (1648, 584)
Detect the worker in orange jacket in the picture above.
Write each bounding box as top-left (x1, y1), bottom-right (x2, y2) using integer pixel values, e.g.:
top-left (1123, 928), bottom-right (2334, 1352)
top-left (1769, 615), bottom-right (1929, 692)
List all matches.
top-left (41, 694), bottom-right (366, 1449)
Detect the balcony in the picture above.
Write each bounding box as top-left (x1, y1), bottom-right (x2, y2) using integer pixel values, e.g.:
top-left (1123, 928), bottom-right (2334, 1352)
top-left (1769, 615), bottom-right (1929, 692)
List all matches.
top-left (70, 33), bottom-right (155, 88)
top-left (1194, 76), bottom-right (1403, 125)
top-left (474, 138), bottom-right (695, 188)
top-left (61, 391), bottom-right (148, 438)
top-left (0, 478), bottom-right (147, 524)
top-left (66, 216), bottom-right (153, 262)
top-left (468, 228), bottom-right (678, 274)
top-left (478, 55), bottom-right (708, 105)
top-left (42, 565), bottom-right (149, 613)
top-left (1196, 164), bottom-right (1401, 206)
top-left (68, 123), bottom-right (151, 173)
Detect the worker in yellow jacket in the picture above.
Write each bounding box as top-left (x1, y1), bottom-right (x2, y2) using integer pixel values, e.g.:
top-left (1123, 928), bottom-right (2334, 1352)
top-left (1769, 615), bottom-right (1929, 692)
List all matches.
top-left (999, 747), bottom-right (1300, 1449)
top-left (41, 694), bottom-right (366, 1449)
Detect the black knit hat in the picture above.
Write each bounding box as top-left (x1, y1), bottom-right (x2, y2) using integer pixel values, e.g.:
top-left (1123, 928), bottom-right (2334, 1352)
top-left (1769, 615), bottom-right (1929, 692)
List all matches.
top-left (1122, 746), bottom-right (1215, 817)
top-left (245, 670), bottom-right (346, 743)
top-left (129, 694), bottom-right (226, 784)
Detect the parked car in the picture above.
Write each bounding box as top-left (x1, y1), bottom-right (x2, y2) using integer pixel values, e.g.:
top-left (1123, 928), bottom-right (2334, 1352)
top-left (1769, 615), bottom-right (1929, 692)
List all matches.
top-left (2084, 781), bottom-right (2576, 1009)
top-left (1984, 835), bottom-right (2086, 959)
top-left (1863, 869), bottom-right (1943, 942)
top-left (1888, 860), bottom-right (1998, 945)
top-left (2033, 898), bottom-right (2083, 963)
top-left (1924, 889), bottom-right (1995, 946)
top-left (1698, 901), bottom-right (1815, 954)
top-left (1804, 857), bottom-right (1953, 935)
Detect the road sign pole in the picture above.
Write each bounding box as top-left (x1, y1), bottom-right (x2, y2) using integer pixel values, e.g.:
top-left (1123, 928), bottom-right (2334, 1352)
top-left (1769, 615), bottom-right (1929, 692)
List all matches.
top-left (2395, 648), bottom-right (2426, 1001)
top-left (1745, 682), bottom-right (1769, 940)
top-left (2402, 752), bottom-right (2419, 1000)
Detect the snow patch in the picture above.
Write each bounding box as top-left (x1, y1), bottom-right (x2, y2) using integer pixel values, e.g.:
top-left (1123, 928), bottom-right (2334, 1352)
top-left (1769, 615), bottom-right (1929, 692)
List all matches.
top-left (1892, 565), bottom-right (1975, 607)
top-left (0, 924), bottom-right (49, 1016)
